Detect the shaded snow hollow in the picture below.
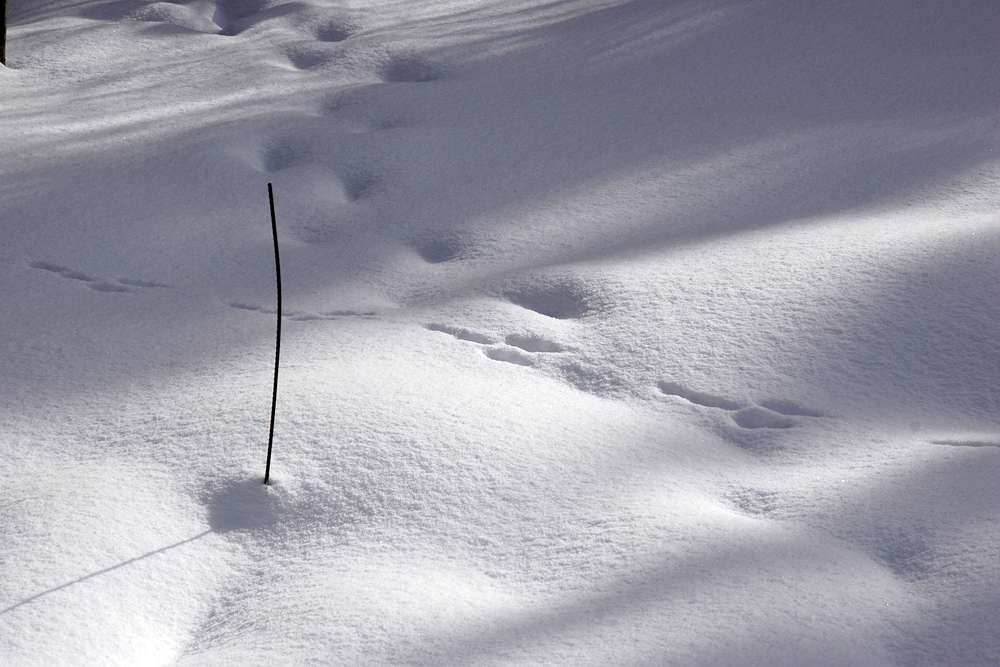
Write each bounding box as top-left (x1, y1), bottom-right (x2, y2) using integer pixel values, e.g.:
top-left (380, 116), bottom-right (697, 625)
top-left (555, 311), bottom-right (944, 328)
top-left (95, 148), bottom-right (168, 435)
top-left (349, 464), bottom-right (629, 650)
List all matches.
top-left (1, 0), bottom-right (998, 665)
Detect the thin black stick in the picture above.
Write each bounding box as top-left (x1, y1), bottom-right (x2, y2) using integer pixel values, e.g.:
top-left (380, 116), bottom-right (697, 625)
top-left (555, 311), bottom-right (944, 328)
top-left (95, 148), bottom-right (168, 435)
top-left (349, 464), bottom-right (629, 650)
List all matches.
top-left (2, 0), bottom-right (7, 67)
top-left (264, 183), bottom-right (281, 485)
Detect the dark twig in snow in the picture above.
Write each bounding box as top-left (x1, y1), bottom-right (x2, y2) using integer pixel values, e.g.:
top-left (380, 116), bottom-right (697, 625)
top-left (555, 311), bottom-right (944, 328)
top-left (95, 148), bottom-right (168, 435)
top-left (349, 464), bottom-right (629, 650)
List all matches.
top-left (264, 183), bottom-right (281, 485)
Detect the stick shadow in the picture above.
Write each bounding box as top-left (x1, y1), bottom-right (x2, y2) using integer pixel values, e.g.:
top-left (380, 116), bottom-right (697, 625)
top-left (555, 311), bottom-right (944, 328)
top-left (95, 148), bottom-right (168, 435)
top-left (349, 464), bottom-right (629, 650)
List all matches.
top-left (1, 529), bottom-right (211, 615)
top-left (2, 476), bottom-right (282, 615)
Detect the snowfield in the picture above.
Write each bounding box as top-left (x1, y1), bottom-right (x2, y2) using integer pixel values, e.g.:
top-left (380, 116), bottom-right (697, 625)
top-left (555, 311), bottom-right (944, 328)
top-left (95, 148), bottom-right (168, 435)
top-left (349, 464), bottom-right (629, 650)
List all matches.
top-left (1, 0), bottom-right (998, 665)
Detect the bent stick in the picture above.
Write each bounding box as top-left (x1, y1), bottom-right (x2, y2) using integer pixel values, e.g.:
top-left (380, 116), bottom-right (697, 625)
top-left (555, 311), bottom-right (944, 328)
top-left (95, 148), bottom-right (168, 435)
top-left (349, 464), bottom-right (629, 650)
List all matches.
top-left (264, 183), bottom-right (281, 485)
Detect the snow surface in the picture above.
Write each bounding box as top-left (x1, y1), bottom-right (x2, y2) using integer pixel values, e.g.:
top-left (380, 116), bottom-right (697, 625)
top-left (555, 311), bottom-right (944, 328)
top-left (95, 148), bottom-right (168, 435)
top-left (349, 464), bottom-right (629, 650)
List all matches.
top-left (1, 0), bottom-right (999, 665)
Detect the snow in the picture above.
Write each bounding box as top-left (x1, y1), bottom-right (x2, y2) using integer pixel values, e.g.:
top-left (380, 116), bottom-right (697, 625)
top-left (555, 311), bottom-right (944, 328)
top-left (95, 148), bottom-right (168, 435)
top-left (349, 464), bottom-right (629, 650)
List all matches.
top-left (1, 0), bottom-right (998, 665)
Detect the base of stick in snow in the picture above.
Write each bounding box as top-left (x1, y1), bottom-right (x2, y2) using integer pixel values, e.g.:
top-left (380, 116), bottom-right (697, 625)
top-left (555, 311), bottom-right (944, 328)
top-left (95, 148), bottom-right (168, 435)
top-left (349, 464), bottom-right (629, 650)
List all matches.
top-left (264, 183), bottom-right (281, 485)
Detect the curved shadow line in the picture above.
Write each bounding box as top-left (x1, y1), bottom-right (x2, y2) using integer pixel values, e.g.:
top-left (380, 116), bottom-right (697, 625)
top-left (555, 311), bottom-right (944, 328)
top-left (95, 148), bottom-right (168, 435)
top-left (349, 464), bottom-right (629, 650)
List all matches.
top-left (1, 529), bottom-right (212, 614)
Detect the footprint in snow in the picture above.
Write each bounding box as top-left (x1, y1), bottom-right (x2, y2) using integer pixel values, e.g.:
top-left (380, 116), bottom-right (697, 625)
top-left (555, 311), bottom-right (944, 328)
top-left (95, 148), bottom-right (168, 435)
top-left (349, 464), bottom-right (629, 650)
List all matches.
top-left (378, 54), bottom-right (441, 83)
top-left (657, 380), bottom-right (825, 430)
top-left (425, 323), bottom-right (495, 344)
top-left (731, 407), bottom-right (797, 430)
top-left (229, 302), bottom-right (377, 320)
top-left (250, 146), bottom-right (381, 245)
top-left (504, 334), bottom-right (564, 353)
top-left (930, 439), bottom-right (1000, 449)
top-left (657, 381), bottom-right (742, 411)
top-left (425, 324), bottom-right (567, 368)
top-left (502, 277), bottom-right (598, 320)
top-left (29, 261), bottom-right (172, 293)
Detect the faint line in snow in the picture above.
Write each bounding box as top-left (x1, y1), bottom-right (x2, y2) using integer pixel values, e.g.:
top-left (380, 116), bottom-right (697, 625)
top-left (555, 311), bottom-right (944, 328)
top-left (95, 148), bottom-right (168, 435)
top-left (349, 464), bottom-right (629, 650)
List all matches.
top-left (0, 531), bottom-right (212, 615)
top-left (930, 440), bottom-right (1000, 448)
top-left (29, 261), bottom-right (173, 293)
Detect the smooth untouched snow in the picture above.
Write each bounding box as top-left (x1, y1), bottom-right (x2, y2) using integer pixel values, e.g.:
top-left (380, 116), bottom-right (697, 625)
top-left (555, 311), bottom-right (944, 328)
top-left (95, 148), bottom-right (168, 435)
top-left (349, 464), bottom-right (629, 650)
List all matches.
top-left (1, 0), bottom-right (998, 665)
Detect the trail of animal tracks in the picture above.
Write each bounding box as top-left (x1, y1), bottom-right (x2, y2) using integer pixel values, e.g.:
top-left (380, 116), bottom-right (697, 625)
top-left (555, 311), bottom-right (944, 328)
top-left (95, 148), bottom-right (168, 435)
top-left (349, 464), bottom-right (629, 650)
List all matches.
top-left (1, 0), bottom-right (999, 665)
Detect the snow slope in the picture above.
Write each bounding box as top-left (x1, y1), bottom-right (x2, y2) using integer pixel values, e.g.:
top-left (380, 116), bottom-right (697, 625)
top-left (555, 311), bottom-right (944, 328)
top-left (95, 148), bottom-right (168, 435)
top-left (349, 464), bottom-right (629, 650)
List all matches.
top-left (1, 0), bottom-right (998, 665)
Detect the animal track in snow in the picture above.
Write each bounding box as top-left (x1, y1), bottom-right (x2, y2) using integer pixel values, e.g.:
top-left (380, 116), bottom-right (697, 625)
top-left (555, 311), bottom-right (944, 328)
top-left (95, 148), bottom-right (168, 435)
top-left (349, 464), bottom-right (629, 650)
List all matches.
top-left (117, 277), bottom-right (172, 289)
top-left (251, 144), bottom-right (379, 247)
top-left (285, 44), bottom-right (336, 71)
top-left (337, 169), bottom-right (378, 202)
top-left (30, 261), bottom-right (172, 293)
top-left (319, 88), bottom-right (410, 132)
top-left (379, 55), bottom-right (441, 83)
top-left (425, 324), bottom-right (495, 344)
top-left (731, 407), bottom-right (796, 430)
top-left (229, 302), bottom-right (376, 320)
top-left (426, 323), bottom-right (566, 368)
top-left (930, 439), bottom-right (1000, 448)
top-left (657, 381), bottom-right (743, 411)
top-left (503, 277), bottom-right (598, 320)
top-left (256, 143), bottom-right (375, 203)
top-left (658, 381), bottom-right (824, 430)
top-left (504, 334), bottom-right (564, 353)
top-left (485, 347), bottom-right (534, 367)
top-left (311, 20), bottom-right (355, 43)
top-left (414, 237), bottom-right (468, 264)
top-left (252, 147), bottom-right (375, 246)
top-left (256, 138), bottom-right (313, 173)
top-left (757, 398), bottom-right (825, 417)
